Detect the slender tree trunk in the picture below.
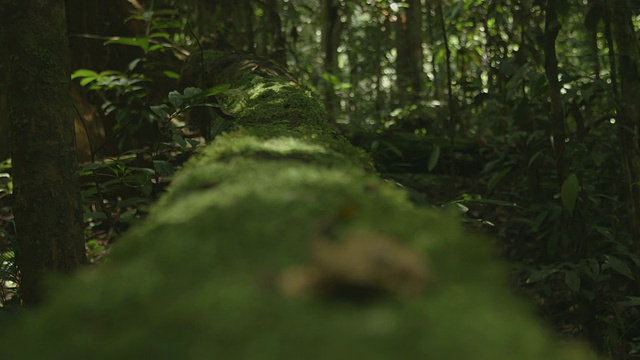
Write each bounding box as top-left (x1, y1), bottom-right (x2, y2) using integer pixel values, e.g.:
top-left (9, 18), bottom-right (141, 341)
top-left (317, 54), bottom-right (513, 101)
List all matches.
top-left (0, 11), bottom-right (9, 161)
top-left (322, 0), bottom-right (342, 120)
top-left (425, 1), bottom-right (441, 99)
top-left (395, 0), bottom-right (423, 103)
top-left (611, 0), bottom-right (640, 248)
top-left (543, 0), bottom-right (567, 183)
top-left (436, 0), bottom-right (456, 176)
top-left (4, 0), bottom-right (87, 305)
top-left (265, 0), bottom-right (287, 67)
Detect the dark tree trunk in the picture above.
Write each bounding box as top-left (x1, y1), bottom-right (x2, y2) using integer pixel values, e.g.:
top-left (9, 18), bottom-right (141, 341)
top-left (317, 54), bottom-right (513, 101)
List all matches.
top-left (0, 13), bottom-right (9, 161)
top-left (322, 0), bottom-right (342, 120)
top-left (611, 0), bottom-right (640, 256)
top-left (395, 0), bottom-right (423, 102)
top-left (265, 0), bottom-right (287, 67)
top-left (436, 0), bottom-right (456, 175)
top-left (4, 0), bottom-right (87, 305)
top-left (543, 0), bottom-right (567, 184)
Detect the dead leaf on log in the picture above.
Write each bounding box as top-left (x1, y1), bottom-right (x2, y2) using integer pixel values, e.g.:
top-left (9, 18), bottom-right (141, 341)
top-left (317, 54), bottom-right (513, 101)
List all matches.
top-left (277, 232), bottom-right (431, 300)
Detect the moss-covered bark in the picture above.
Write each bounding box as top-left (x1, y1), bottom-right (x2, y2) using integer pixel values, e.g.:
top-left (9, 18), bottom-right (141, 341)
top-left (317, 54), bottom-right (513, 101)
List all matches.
top-left (1, 52), bottom-right (596, 359)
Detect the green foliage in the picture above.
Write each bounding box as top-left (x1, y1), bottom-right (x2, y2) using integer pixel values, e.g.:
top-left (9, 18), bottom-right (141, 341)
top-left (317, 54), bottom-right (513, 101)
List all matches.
top-left (68, 8), bottom-right (232, 257)
top-left (76, 80), bottom-right (235, 253)
top-left (0, 159), bottom-right (16, 307)
top-left (560, 174), bottom-right (579, 215)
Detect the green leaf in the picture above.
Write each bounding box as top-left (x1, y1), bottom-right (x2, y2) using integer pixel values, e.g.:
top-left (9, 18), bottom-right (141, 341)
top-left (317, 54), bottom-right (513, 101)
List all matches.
top-left (183, 87), bottom-right (203, 99)
top-left (80, 163), bottom-right (110, 172)
top-left (561, 173), bottom-right (579, 215)
top-left (150, 105), bottom-right (170, 119)
top-left (200, 84), bottom-right (231, 97)
top-left (71, 69), bottom-right (98, 80)
top-left (153, 160), bottom-right (175, 178)
top-left (564, 270), bottom-right (581, 292)
top-left (604, 255), bottom-right (635, 280)
top-left (0, 158), bottom-right (11, 171)
top-left (168, 91), bottom-right (183, 108)
top-left (149, 32), bottom-right (171, 40)
top-left (172, 133), bottom-right (188, 148)
top-left (618, 296), bottom-right (640, 307)
top-left (79, 77), bottom-right (97, 86)
top-left (163, 70), bottom-right (180, 79)
top-left (128, 58), bottom-right (142, 71)
top-left (592, 226), bottom-right (613, 240)
top-left (151, 21), bottom-right (183, 30)
top-left (579, 258), bottom-right (601, 281)
top-left (124, 14), bottom-right (146, 22)
top-left (187, 139), bottom-right (201, 148)
top-left (120, 208), bottom-right (138, 221)
top-left (149, 44), bottom-right (165, 52)
top-left (380, 141), bottom-right (403, 158)
top-left (105, 37), bottom-right (150, 52)
top-left (428, 146), bottom-right (440, 171)
top-left (322, 73), bottom-right (340, 86)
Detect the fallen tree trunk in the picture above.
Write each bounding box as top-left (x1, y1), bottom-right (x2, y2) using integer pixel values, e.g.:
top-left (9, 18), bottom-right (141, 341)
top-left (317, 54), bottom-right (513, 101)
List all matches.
top-left (1, 52), bottom-right (596, 359)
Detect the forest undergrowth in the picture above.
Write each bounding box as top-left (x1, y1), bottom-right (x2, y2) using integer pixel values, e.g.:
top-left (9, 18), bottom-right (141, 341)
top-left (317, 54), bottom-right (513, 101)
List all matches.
top-left (370, 143), bottom-right (640, 360)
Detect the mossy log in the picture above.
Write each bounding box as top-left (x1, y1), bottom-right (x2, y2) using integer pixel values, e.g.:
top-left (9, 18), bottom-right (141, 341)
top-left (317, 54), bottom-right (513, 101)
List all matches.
top-left (1, 53), bottom-right (596, 359)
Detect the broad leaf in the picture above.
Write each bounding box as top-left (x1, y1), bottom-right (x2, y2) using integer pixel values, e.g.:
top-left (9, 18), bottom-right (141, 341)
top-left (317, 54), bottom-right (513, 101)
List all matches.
top-left (564, 270), bottom-right (581, 292)
top-left (168, 91), bottom-right (183, 108)
top-left (153, 160), bottom-right (175, 178)
top-left (71, 69), bottom-right (98, 80)
top-left (183, 87), bottom-right (203, 98)
top-left (604, 255), bottom-right (635, 280)
top-left (561, 173), bottom-right (579, 215)
top-left (428, 146), bottom-right (440, 171)
top-left (105, 37), bottom-right (150, 52)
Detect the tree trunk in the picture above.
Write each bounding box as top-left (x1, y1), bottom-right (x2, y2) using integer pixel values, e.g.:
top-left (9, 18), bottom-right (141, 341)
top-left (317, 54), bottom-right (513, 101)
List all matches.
top-left (0, 12), bottom-right (9, 161)
top-left (395, 0), bottom-right (423, 103)
top-left (611, 0), bottom-right (640, 254)
top-left (544, 0), bottom-right (567, 185)
top-left (0, 51), bottom-right (596, 359)
top-left (4, 0), bottom-right (86, 305)
top-left (322, 0), bottom-right (342, 120)
top-left (265, 0), bottom-right (287, 67)
top-left (1, 1), bottom-right (142, 163)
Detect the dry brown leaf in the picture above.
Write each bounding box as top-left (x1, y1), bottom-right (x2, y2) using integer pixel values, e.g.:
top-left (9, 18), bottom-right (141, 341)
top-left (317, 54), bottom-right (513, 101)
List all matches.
top-left (277, 232), bottom-right (430, 299)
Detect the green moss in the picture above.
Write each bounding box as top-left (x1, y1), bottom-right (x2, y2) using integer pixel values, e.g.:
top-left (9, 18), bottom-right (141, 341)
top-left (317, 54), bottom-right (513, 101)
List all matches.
top-left (0, 54), bottom-right (598, 359)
